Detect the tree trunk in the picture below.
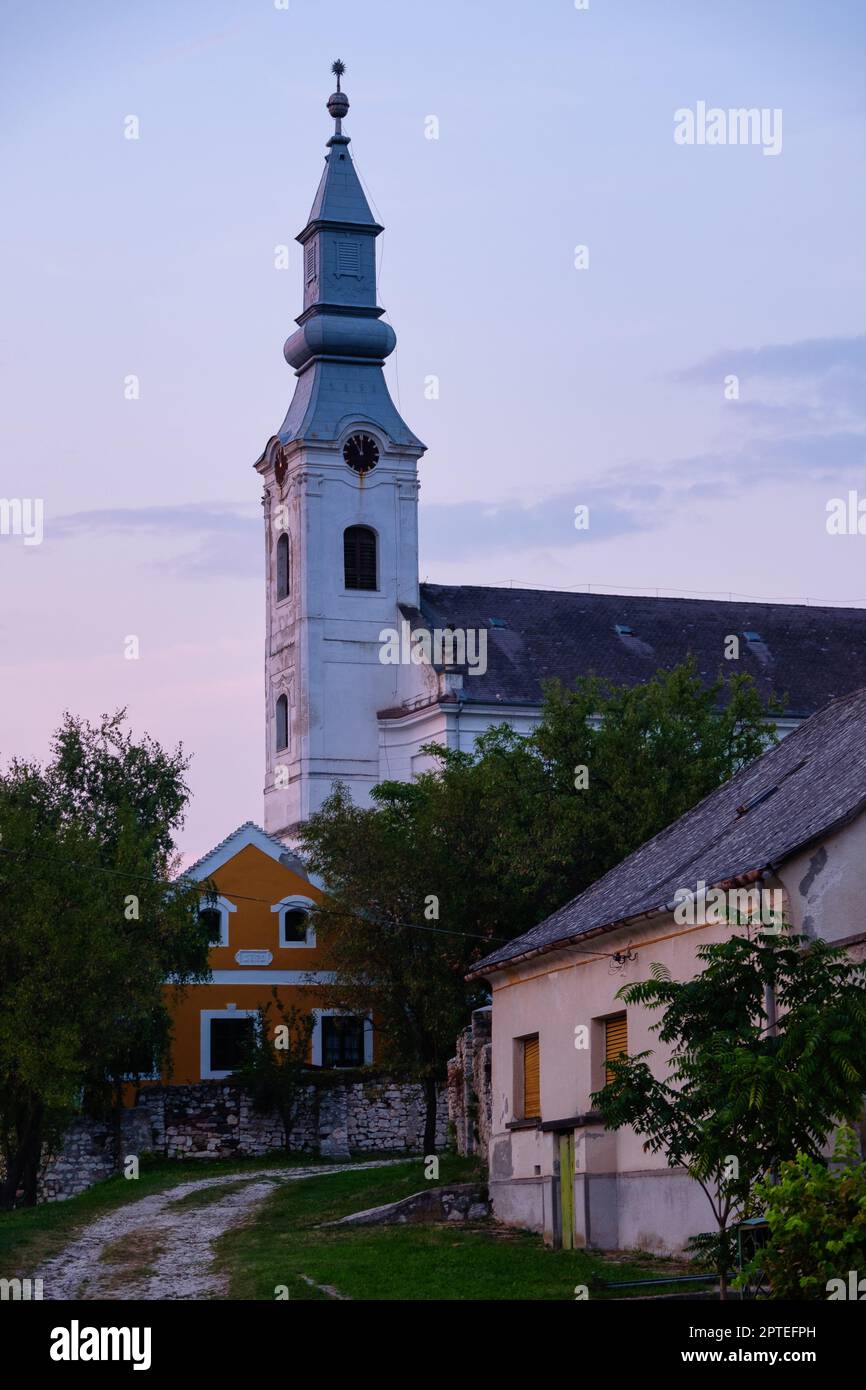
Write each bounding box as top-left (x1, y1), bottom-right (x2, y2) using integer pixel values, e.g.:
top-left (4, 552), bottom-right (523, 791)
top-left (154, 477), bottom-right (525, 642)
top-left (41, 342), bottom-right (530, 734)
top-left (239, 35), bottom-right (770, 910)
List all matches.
top-left (422, 1076), bottom-right (438, 1157)
top-left (0, 1100), bottom-right (43, 1209)
top-left (0, 1146), bottom-right (26, 1211)
top-left (19, 1102), bottom-right (44, 1208)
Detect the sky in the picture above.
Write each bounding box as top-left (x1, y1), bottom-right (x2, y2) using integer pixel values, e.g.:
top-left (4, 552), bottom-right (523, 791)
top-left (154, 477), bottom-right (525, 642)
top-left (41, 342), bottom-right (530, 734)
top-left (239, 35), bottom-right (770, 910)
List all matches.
top-left (1, 0), bottom-right (865, 859)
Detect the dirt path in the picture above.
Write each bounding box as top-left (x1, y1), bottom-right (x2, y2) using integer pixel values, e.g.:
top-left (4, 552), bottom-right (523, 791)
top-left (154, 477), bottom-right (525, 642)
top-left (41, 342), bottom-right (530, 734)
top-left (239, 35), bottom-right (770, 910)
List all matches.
top-left (36, 1160), bottom-right (399, 1301)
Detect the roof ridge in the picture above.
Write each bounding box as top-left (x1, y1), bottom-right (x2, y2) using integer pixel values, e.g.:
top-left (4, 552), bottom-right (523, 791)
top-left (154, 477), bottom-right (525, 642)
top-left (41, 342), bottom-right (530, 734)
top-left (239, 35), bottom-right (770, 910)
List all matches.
top-left (183, 820), bottom-right (294, 879)
top-left (419, 580), bottom-right (866, 616)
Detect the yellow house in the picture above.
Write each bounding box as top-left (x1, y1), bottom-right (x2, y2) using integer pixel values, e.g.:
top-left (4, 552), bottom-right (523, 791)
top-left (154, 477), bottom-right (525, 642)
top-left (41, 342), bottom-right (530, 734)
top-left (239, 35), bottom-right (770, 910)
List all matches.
top-left (163, 822), bottom-right (373, 1083)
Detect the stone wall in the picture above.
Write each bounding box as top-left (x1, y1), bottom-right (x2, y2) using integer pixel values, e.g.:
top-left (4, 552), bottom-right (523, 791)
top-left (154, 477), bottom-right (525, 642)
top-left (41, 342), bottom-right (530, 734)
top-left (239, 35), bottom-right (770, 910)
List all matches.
top-left (38, 1075), bottom-right (448, 1202)
top-left (447, 1008), bottom-right (492, 1160)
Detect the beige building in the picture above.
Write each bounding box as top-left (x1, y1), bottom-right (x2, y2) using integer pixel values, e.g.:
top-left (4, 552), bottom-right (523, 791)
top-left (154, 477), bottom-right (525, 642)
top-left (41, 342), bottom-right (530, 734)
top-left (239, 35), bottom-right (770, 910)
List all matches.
top-left (469, 688), bottom-right (866, 1254)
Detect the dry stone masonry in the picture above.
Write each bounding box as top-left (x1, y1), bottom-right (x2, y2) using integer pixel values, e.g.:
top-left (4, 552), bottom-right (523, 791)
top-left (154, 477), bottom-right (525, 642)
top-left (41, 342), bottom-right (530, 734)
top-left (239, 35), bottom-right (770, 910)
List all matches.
top-left (447, 1007), bottom-right (492, 1159)
top-left (38, 1076), bottom-right (448, 1202)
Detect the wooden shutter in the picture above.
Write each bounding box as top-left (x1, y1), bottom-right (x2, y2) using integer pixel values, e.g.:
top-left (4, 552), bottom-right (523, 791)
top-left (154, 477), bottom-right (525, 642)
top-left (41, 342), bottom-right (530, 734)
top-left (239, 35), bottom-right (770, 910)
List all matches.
top-left (523, 1035), bottom-right (540, 1119)
top-left (605, 1014), bottom-right (628, 1084)
top-left (344, 526), bottom-right (377, 590)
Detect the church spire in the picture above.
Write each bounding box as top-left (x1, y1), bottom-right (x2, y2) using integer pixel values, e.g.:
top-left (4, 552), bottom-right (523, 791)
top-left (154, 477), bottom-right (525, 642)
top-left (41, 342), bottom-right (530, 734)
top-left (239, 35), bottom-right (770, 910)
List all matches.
top-left (276, 62), bottom-right (424, 452)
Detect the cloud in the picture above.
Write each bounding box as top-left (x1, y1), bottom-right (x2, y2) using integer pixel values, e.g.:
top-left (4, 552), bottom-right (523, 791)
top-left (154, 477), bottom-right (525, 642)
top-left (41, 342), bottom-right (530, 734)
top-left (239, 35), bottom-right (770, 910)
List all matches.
top-left (54, 504), bottom-right (260, 579)
top-left (50, 330), bottom-right (866, 571)
top-left (645, 332), bottom-right (866, 498)
top-left (672, 333), bottom-right (866, 387)
top-left (420, 485), bottom-right (656, 560)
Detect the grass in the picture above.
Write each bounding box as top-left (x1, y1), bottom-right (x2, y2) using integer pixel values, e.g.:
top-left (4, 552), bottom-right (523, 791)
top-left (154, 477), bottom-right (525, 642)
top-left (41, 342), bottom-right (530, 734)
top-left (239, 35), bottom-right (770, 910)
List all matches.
top-left (97, 1230), bottom-right (165, 1294)
top-left (166, 1179), bottom-right (253, 1210)
top-left (0, 1150), bottom-right (349, 1281)
top-left (215, 1155), bottom-right (699, 1301)
top-left (2, 1150), bottom-right (707, 1300)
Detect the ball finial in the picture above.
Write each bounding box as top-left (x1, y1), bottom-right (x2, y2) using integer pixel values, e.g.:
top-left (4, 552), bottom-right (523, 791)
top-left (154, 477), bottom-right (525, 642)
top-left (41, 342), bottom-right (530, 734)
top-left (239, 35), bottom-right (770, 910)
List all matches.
top-left (327, 58), bottom-right (349, 125)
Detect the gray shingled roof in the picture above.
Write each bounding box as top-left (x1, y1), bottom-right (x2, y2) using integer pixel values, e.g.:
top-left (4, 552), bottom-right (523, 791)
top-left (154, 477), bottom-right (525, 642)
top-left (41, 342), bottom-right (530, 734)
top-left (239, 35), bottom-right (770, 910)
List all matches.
top-left (418, 584), bottom-right (866, 717)
top-left (470, 686), bottom-right (866, 976)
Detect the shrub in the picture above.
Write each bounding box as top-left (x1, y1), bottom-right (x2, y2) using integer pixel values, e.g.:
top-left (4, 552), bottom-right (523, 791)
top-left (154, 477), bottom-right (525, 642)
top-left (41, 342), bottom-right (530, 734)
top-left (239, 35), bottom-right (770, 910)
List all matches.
top-left (741, 1126), bottom-right (866, 1299)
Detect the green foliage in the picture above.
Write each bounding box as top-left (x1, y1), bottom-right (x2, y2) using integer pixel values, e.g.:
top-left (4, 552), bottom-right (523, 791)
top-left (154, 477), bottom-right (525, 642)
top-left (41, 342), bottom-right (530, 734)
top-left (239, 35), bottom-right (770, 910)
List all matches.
top-left (299, 660), bottom-right (775, 1155)
top-left (740, 1126), bottom-right (866, 1299)
top-left (591, 932), bottom-right (866, 1293)
top-left (0, 710), bottom-right (211, 1206)
top-left (233, 991), bottom-right (315, 1151)
top-left (534, 660), bottom-right (776, 890)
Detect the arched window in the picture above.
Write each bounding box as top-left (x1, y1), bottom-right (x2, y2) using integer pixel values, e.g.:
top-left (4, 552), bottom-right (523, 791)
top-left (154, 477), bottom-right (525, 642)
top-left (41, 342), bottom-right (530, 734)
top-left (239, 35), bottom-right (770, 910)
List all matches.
top-left (271, 896), bottom-right (316, 949)
top-left (276, 533), bottom-right (290, 601)
top-left (344, 525), bottom-right (377, 591)
top-left (275, 694), bottom-right (288, 752)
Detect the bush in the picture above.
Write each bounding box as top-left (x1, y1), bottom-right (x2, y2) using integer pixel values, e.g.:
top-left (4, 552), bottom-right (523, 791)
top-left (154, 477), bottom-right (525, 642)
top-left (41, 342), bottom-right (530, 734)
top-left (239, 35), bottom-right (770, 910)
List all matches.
top-left (741, 1126), bottom-right (866, 1299)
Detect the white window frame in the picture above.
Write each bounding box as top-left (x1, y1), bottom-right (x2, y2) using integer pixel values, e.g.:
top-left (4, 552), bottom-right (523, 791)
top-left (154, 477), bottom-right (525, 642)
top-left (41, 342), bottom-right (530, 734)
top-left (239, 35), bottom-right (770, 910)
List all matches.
top-left (311, 1009), bottom-right (373, 1068)
top-left (272, 894), bottom-right (317, 949)
top-left (200, 1008), bottom-right (259, 1081)
top-left (199, 894), bottom-right (237, 948)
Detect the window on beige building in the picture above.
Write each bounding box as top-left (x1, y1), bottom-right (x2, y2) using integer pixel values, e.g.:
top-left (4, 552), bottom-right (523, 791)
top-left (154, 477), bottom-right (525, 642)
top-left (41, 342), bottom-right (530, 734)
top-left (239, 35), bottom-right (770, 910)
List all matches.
top-left (604, 1013), bottom-right (628, 1085)
top-left (522, 1034), bottom-right (541, 1119)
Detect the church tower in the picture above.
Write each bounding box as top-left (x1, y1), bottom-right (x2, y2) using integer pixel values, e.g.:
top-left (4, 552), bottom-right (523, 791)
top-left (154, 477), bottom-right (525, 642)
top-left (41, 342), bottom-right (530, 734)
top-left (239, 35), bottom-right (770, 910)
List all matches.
top-left (256, 63), bottom-right (426, 840)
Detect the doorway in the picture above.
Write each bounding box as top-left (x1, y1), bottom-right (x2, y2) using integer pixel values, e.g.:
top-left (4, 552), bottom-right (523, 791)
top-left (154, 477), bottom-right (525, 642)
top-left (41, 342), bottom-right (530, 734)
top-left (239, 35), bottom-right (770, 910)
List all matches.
top-left (558, 1131), bottom-right (576, 1250)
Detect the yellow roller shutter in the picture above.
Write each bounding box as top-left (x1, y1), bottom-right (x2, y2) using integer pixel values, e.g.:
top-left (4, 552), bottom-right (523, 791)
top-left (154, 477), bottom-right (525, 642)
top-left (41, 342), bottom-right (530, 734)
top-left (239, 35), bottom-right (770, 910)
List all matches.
top-left (523, 1035), bottom-right (540, 1119)
top-left (605, 1014), bottom-right (628, 1084)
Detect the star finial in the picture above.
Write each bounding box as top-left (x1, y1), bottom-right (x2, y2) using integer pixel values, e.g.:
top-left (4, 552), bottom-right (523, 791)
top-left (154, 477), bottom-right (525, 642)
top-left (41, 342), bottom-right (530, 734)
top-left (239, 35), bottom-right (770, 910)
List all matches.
top-left (327, 60), bottom-right (350, 137)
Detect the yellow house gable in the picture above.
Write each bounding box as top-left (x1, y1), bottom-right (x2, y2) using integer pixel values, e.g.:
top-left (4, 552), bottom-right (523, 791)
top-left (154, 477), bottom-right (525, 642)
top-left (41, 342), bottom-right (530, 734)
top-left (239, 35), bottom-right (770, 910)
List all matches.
top-left (156, 822), bottom-right (372, 1084)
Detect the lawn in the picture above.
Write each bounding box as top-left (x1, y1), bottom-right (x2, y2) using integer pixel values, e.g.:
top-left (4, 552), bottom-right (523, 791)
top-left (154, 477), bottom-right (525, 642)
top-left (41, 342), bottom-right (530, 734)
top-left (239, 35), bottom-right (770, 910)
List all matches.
top-left (215, 1155), bottom-right (699, 1301)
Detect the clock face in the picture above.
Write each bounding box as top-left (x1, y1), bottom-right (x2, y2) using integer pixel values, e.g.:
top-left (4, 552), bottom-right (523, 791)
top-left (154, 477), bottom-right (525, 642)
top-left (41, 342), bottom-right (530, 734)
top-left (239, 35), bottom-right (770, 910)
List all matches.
top-left (343, 432), bottom-right (380, 474)
top-left (274, 445), bottom-right (289, 487)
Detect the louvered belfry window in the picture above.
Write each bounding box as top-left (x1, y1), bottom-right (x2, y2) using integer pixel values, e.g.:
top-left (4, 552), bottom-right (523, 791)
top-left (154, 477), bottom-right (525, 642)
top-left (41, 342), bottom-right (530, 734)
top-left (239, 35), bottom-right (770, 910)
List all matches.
top-left (605, 1014), bottom-right (628, 1085)
top-left (344, 525), bottom-right (377, 590)
top-left (335, 240), bottom-right (361, 277)
top-left (522, 1035), bottom-right (541, 1120)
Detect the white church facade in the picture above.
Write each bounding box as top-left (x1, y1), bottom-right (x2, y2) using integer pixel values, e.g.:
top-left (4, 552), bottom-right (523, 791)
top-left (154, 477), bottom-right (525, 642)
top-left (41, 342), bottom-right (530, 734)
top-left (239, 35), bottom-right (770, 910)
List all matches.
top-left (255, 68), bottom-right (866, 842)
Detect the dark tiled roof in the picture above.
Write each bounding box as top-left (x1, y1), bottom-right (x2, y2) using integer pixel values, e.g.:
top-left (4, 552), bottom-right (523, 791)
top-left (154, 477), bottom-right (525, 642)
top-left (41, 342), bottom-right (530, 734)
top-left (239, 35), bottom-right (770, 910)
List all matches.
top-left (418, 584), bottom-right (866, 716)
top-left (471, 686), bottom-right (866, 976)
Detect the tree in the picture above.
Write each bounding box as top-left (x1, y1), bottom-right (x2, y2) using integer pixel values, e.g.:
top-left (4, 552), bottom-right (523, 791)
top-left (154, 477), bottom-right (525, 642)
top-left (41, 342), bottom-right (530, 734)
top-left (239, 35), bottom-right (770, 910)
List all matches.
top-left (0, 711), bottom-right (211, 1207)
top-left (591, 930), bottom-right (866, 1298)
top-left (299, 662), bottom-right (775, 1156)
top-left (533, 660), bottom-right (776, 894)
top-left (233, 991), bottom-right (315, 1153)
top-left (299, 779), bottom-right (493, 1155)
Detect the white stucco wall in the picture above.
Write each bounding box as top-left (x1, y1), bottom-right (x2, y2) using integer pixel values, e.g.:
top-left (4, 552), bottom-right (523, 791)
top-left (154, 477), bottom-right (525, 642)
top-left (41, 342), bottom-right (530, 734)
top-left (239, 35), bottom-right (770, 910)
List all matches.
top-left (485, 827), bottom-right (866, 1254)
top-left (486, 911), bottom-right (733, 1251)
